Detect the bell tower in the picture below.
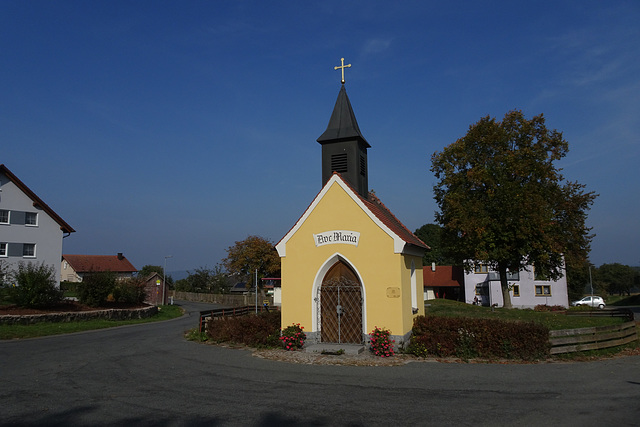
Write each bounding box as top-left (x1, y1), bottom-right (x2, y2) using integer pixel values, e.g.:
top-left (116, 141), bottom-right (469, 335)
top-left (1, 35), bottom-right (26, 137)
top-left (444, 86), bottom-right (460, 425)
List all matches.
top-left (317, 58), bottom-right (370, 198)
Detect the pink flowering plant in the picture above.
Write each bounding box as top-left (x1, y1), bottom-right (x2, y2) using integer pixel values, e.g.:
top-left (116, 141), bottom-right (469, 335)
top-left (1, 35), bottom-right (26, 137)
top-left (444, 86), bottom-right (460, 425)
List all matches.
top-left (280, 323), bottom-right (306, 351)
top-left (369, 326), bottom-right (395, 357)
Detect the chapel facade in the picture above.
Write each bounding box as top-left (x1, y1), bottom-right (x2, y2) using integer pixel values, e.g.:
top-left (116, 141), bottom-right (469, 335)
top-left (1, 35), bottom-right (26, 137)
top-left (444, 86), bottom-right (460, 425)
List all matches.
top-left (276, 69), bottom-right (429, 348)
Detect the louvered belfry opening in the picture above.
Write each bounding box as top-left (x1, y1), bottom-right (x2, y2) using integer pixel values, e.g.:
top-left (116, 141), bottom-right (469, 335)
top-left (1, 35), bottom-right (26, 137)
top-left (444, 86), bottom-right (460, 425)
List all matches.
top-left (319, 261), bottom-right (363, 344)
top-left (331, 153), bottom-right (348, 173)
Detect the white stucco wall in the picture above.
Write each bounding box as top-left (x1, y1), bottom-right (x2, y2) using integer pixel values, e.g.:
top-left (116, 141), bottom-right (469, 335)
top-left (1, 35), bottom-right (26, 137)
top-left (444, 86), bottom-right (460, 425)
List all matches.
top-left (1, 172), bottom-right (66, 287)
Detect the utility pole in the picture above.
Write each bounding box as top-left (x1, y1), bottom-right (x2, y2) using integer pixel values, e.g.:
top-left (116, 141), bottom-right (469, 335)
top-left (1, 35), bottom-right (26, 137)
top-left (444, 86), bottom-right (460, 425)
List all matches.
top-left (163, 255), bottom-right (173, 305)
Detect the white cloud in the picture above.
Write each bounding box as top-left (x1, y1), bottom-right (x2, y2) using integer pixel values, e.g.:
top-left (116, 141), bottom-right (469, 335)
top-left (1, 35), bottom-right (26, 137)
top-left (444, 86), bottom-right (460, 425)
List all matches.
top-left (361, 38), bottom-right (392, 56)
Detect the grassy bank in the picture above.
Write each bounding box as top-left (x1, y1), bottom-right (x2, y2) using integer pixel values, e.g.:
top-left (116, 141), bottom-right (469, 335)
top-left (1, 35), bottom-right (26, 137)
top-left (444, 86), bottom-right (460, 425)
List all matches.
top-left (425, 299), bottom-right (625, 330)
top-left (0, 305), bottom-right (184, 340)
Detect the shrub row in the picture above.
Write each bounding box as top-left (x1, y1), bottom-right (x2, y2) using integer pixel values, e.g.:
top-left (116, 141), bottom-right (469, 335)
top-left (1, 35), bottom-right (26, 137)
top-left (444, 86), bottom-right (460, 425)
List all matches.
top-left (206, 311), bottom-right (281, 347)
top-left (409, 315), bottom-right (550, 360)
top-left (77, 272), bottom-right (146, 307)
top-left (7, 262), bottom-right (63, 308)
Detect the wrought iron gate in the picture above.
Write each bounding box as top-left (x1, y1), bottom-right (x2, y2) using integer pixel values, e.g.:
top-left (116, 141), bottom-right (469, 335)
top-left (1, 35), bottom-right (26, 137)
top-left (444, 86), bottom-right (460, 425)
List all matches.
top-left (319, 277), bottom-right (363, 344)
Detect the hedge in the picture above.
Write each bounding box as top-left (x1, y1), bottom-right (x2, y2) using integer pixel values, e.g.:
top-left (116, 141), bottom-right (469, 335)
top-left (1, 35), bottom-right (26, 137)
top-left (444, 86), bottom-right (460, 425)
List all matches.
top-left (409, 315), bottom-right (550, 360)
top-left (206, 311), bottom-right (281, 347)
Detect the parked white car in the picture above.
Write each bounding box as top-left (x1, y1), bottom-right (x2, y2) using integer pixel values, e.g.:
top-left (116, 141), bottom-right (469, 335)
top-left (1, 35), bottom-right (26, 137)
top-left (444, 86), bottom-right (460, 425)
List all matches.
top-left (571, 296), bottom-right (606, 309)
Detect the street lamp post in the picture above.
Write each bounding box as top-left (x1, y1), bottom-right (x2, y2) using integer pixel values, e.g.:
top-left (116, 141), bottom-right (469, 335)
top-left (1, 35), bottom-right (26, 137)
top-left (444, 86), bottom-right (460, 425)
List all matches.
top-left (163, 255), bottom-right (173, 305)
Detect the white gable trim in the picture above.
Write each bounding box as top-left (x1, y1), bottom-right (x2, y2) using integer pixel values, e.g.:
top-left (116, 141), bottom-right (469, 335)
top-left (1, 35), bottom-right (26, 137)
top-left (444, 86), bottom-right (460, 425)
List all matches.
top-left (275, 174), bottom-right (409, 257)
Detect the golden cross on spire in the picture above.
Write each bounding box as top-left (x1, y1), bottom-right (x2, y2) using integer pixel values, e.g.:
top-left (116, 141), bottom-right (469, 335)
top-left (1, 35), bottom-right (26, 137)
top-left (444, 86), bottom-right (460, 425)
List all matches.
top-left (334, 57), bottom-right (351, 84)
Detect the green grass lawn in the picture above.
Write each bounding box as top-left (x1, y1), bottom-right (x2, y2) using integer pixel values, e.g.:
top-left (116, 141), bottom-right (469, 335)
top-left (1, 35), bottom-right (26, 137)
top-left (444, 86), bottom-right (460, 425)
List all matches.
top-left (425, 299), bottom-right (625, 330)
top-left (607, 294), bottom-right (640, 306)
top-left (0, 305), bottom-right (184, 340)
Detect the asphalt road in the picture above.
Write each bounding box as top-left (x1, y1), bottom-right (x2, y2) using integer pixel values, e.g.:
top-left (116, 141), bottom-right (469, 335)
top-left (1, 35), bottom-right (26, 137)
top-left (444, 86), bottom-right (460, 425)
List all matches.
top-left (1, 301), bottom-right (639, 426)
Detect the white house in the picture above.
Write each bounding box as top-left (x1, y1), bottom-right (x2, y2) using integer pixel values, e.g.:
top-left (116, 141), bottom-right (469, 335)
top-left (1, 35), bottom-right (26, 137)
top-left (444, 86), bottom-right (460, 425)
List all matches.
top-left (0, 164), bottom-right (75, 287)
top-left (464, 263), bottom-right (569, 308)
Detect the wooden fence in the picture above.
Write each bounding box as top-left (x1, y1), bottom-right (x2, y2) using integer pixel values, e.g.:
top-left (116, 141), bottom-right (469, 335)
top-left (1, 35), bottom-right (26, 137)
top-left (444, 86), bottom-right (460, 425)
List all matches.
top-left (549, 321), bottom-right (639, 354)
top-left (565, 307), bottom-right (635, 322)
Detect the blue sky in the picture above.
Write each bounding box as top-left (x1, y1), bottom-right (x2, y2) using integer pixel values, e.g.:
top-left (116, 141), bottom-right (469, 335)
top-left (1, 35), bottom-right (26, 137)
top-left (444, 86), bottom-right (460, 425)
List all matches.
top-left (2, 1), bottom-right (638, 272)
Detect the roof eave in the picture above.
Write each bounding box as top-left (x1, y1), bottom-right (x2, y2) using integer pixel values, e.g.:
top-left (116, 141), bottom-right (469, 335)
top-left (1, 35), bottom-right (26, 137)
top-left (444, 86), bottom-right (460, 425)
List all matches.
top-left (1, 164), bottom-right (75, 234)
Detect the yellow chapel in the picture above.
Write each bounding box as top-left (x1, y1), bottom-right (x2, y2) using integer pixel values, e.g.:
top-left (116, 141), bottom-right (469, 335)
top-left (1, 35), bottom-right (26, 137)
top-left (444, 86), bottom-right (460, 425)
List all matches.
top-left (276, 71), bottom-right (429, 350)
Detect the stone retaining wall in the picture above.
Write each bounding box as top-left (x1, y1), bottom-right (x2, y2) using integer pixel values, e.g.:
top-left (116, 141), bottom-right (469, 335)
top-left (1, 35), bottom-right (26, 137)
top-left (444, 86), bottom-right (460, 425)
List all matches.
top-left (170, 291), bottom-right (274, 307)
top-left (0, 305), bottom-right (158, 326)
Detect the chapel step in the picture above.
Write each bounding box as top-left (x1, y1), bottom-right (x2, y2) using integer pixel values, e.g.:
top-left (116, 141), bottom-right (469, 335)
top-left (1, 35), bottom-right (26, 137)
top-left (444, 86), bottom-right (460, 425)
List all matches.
top-left (305, 344), bottom-right (365, 355)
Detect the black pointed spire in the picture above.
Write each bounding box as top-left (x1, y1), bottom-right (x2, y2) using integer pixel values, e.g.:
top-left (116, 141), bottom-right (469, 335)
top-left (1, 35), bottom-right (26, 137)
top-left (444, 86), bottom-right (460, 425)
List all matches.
top-left (317, 85), bottom-right (370, 198)
top-left (317, 85), bottom-right (370, 147)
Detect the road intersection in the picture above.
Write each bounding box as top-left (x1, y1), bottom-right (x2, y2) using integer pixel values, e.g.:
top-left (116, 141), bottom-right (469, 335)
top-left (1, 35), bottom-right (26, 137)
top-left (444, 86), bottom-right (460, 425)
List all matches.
top-left (2, 301), bottom-right (639, 426)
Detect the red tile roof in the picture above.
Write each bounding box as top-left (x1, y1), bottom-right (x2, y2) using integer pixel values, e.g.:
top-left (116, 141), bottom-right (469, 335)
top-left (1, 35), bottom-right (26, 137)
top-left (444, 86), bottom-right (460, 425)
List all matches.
top-left (63, 254), bottom-right (137, 273)
top-left (423, 266), bottom-right (463, 287)
top-left (360, 191), bottom-right (428, 250)
top-left (1, 164), bottom-right (75, 234)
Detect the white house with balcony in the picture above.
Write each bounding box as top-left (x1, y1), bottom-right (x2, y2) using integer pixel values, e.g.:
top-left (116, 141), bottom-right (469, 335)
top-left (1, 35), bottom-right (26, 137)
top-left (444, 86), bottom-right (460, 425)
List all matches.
top-left (0, 164), bottom-right (75, 287)
top-left (463, 263), bottom-right (569, 308)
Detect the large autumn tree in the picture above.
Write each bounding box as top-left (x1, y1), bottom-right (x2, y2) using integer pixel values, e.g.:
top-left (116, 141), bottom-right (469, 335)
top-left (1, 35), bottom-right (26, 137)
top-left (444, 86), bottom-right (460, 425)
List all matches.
top-left (222, 235), bottom-right (280, 289)
top-left (414, 223), bottom-right (458, 267)
top-left (431, 110), bottom-right (597, 308)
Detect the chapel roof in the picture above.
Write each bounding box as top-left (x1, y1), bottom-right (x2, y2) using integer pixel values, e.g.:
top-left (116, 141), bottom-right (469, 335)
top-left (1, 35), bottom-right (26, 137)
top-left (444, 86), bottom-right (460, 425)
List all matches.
top-left (316, 85), bottom-right (371, 147)
top-left (275, 173), bottom-right (429, 255)
top-left (0, 164), bottom-right (75, 234)
top-left (360, 190), bottom-right (428, 251)
top-left (62, 254), bottom-right (137, 273)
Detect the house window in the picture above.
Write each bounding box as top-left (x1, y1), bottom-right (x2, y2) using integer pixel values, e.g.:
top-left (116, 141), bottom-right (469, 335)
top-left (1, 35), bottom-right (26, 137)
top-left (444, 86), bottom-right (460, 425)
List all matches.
top-left (512, 285), bottom-right (520, 297)
top-left (0, 210), bottom-right (8, 224)
top-left (535, 285), bottom-right (551, 296)
top-left (474, 264), bottom-right (488, 273)
top-left (23, 243), bottom-right (35, 258)
top-left (25, 212), bottom-right (38, 226)
top-left (506, 271), bottom-right (520, 281)
top-left (0, 243), bottom-right (6, 257)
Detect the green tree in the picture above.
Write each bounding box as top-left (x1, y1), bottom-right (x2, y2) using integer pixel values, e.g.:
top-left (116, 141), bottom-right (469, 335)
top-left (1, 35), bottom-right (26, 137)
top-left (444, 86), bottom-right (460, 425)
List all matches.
top-left (596, 263), bottom-right (636, 296)
top-left (431, 110), bottom-right (597, 308)
top-left (414, 223), bottom-right (458, 266)
top-left (77, 271), bottom-right (116, 307)
top-left (564, 257), bottom-right (593, 302)
top-left (175, 265), bottom-right (230, 294)
top-left (9, 262), bottom-right (63, 308)
top-left (223, 235), bottom-right (280, 288)
top-left (0, 260), bottom-right (10, 288)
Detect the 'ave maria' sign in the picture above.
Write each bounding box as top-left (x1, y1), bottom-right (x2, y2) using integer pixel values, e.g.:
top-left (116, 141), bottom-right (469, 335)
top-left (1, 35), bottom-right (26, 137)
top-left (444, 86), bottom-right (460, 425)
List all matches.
top-left (313, 230), bottom-right (360, 247)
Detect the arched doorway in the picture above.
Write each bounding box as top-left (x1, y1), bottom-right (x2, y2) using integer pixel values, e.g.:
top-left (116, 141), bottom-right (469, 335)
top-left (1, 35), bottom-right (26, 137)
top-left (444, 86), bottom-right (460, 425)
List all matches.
top-left (319, 261), bottom-right (363, 344)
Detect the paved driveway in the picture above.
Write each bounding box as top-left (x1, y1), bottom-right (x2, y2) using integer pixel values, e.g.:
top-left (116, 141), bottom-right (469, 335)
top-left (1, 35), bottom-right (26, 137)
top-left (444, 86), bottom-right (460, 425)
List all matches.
top-left (1, 301), bottom-right (639, 426)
